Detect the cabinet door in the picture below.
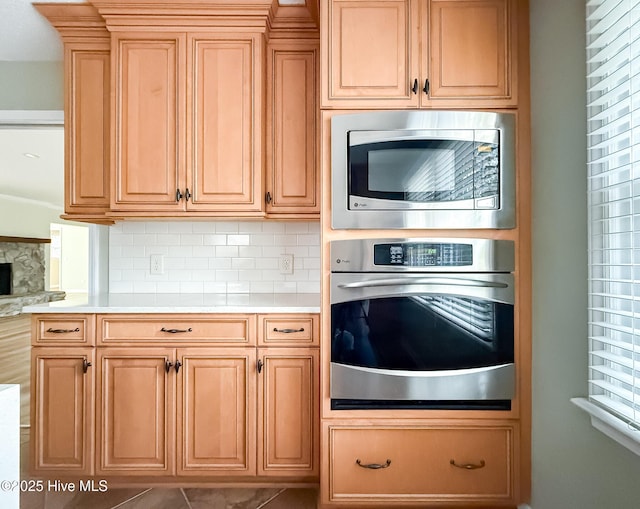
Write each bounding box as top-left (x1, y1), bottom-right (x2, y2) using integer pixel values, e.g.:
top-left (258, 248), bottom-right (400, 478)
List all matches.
top-left (31, 348), bottom-right (94, 475)
top-left (64, 42), bottom-right (111, 217)
top-left (426, 0), bottom-right (516, 104)
top-left (96, 348), bottom-right (175, 475)
top-left (186, 33), bottom-right (263, 212)
top-left (257, 348), bottom-right (319, 477)
top-left (177, 348), bottom-right (256, 475)
top-left (111, 32), bottom-right (186, 211)
top-left (266, 40), bottom-right (319, 216)
top-left (321, 0), bottom-right (419, 107)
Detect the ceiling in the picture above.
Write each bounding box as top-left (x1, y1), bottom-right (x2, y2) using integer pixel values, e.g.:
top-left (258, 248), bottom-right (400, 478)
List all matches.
top-left (0, 0), bottom-right (306, 213)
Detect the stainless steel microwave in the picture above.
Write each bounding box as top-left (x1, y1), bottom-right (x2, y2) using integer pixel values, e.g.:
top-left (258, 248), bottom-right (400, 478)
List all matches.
top-left (331, 111), bottom-right (516, 229)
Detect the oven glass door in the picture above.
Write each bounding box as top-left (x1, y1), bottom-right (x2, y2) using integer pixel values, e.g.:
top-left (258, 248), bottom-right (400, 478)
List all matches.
top-left (347, 130), bottom-right (499, 210)
top-left (330, 272), bottom-right (515, 407)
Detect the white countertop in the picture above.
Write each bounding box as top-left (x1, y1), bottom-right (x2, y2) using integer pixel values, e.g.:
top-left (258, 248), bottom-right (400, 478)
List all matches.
top-left (21, 293), bottom-right (321, 314)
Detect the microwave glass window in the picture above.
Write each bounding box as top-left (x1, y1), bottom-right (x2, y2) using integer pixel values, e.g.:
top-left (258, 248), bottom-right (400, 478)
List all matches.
top-left (368, 148), bottom-right (457, 194)
top-left (348, 138), bottom-right (499, 205)
top-left (331, 295), bottom-right (514, 372)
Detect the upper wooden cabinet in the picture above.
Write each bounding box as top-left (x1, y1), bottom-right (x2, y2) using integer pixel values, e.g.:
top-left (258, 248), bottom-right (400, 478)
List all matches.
top-left (34, 4), bottom-right (112, 224)
top-left (111, 30), bottom-right (264, 215)
top-left (265, 39), bottom-right (319, 217)
top-left (321, 0), bottom-right (518, 108)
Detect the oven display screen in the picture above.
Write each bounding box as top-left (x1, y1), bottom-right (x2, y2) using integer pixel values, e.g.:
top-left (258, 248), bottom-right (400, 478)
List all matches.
top-left (373, 243), bottom-right (473, 267)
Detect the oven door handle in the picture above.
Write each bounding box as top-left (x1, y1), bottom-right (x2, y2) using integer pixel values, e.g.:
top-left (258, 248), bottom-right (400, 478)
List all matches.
top-left (337, 277), bottom-right (509, 289)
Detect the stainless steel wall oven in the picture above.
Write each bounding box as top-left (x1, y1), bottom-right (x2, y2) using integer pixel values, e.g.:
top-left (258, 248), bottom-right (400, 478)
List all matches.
top-left (330, 238), bottom-right (515, 410)
top-left (331, 110), bottom-right (516, 229)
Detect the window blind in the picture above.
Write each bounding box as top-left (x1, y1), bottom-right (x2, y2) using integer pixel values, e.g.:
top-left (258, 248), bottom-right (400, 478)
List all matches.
top-left (587, 0), bottom-right (640, 433)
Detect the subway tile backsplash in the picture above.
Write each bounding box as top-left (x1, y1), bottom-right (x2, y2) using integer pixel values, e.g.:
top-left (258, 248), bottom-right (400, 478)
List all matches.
top-left (109, 221), bottom-right (320, 294)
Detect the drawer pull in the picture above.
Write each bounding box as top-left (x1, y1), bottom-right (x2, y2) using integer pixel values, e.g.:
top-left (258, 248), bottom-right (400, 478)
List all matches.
top-left (46, 327), bottom-right (80, 334)
top-left (273, 327), bottom-right (304, 334)
top-left (450, 459), bottom-right (486, 470)
top-left (160, 327), bottom-right (193, 334)
top-left (356, 459), bottom-right (391, 470)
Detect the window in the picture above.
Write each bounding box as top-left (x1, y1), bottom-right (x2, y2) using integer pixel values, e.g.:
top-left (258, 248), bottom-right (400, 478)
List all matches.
top-left (573, 0), bottom-right (640, 455)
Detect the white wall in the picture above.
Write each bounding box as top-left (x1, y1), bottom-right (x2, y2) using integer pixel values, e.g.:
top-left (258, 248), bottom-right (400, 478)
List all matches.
top-left (530, 0), bottom-right (640, 507)
top-left (109, 221), bottom-right (320, 294)
top-left (0, 196), bottom-right (62, 239)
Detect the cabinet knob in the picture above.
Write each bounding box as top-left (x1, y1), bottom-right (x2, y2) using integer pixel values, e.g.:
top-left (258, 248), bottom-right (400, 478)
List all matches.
top-left (423, 78), bottom-right (430, 95)
top-left (175, 360), bottom-right (182, 374)
top-left (265, 191), bottom-right (273, 204)
top-left (411, 78), bottom-right (419, 94)
top-left (176, 189), bottom-right (183, 202)
top-left (185, 188), bottom-right (191, 202)
top-left (165, 360), bottom-right (173, 373)
top-left (257, 359), bottom-right (263, 374)
top-left (82, 358), bottom-right (92, 374)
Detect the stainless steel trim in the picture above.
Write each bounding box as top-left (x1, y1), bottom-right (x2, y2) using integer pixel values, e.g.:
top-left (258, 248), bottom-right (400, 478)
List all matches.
top-left (330, 362), bottom-right (515, 400)
top-left (349, 195), bottom-right (481, 210)
top-left (330, 238), bottom-right (515, 273)
top-left (330, 272), bottom-right (514, 305)
top-left (331, 110), bottom-right (516, 229)
top-left (337, 277), bottom-right (509, 289)
top-left (349, 129), bottom-right (478, 146)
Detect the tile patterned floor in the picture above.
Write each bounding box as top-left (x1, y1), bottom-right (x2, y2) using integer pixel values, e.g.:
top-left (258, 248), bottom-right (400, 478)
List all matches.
top-left (20, 430), bottom-right (318, 509)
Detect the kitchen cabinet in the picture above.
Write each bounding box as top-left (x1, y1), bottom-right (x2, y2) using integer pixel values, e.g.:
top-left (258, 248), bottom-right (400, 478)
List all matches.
top-left (265, 39), bottom-right (319, 217)
top-left (321, 0), bottom-right (518, 108)
top-left (30, 312), bottom-right (318, 482)
top-left (257, 314), bottom-right (319, 477)
top-left (34, 4), bottom-right (112, 224)
top-left (30, 314), bottom-right (97, 476)
top-left (324, 423), bottom-right (518, 506)
top-left (111, 31), bottom-right (263, 215)
top-left (96, 347), bottom-right (255, 476)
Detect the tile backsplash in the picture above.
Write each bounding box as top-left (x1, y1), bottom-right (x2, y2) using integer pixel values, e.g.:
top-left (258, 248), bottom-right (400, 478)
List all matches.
top-left (109, 221), bottom-right (320, 294)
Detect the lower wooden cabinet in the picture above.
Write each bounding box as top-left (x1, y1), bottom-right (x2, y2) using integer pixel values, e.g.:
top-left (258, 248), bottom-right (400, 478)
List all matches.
top-left (31, 313), bottom-right (319, 482)
top-left (325, 424), bottom-right (518, 506)
top-left (31, 348), bottom-right (95, 475)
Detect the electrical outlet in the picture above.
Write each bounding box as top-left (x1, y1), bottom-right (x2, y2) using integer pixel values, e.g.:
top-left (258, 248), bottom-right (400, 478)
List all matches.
top-left (150, 254), bottom-right (164, 275)
top-left (279, 253), bottom-right (294, 275)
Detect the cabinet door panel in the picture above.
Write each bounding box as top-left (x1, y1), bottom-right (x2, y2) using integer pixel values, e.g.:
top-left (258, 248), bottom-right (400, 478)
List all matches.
top-left (97, 349), bottom-right (175, 475)
top-left (31, 348), bottom-right (94, 474)
top-left (187, 34), bottom-right (262, 211)
top-left (266, 41), bottom-right (319, 215)
top-left (177, 348), bottom-right (256, 475)
top-left (322, 0), bottom-right (419, 107)
top-left (258, 349), bottom-right (318, 477)
top-left (428, 0), bottom-right (514, 101)
top-left (66, 44), bottom-right (110, 213)
top-left (112, 33), bottom-right (185, 210)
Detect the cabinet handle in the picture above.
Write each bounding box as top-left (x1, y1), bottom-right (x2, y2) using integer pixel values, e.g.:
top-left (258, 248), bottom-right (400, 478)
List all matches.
top-left (82, 358), bottom-right (92, 374)
top-left (273, 327), bottom-right (304, 334)
top-left (266, 191), bottom-right (273, 204)
top-left (165, 360), bottom-right (173, 373)
top-left (450, 459), bottom-right (486, 470)
top-left (257, 359), bottom-right (263, 374)
top-left (411, 78), bottom-right (418, 94)
top-left (160, 327), bottom-right (193, 334)
top-left (185, 188), bottom-right (191, 202)
top-left (46, 327), bottom-right (80, 334)
top-left (356, 459), bottom-right (391, 470)
top-left (176, 188), bottom-right (183, 202)
top-left (175, 360), bottom-right (182, 373)
top-left (423, 78), bottom-right (430, 95)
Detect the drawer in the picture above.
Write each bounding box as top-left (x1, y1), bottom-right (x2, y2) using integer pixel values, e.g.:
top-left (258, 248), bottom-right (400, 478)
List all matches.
top-left (97, 314), bottom-right (256, 346)
top-left (32, 314), bottom-right (95, 346)
top-left (328, 425), bottom-right (515, 504)
top-left (258, 314), bottom-right (318, 346)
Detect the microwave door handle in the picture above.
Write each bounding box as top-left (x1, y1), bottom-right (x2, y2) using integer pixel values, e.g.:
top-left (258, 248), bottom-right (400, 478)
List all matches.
top-left (337, 277), bottom-right (509, 289)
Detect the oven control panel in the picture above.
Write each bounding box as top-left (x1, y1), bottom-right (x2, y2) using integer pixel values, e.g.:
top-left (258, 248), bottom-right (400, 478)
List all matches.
top-left (373, 242), bottom-right (473, 267)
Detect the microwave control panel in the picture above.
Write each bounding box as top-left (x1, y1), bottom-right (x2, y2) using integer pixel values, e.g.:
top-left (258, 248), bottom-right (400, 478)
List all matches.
top-left (373, 243), bottom-right (473, 267)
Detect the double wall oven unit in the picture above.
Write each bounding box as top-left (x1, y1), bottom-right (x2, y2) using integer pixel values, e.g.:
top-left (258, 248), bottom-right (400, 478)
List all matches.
top-left (330, 238), bottom-right (515, 411)
top-left (331, 110), bottom-right (516, 230)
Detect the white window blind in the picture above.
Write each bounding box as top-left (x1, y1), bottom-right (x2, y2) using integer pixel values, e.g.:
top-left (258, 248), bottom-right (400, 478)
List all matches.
top-left (586, 0), bottom-right (640, 436)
